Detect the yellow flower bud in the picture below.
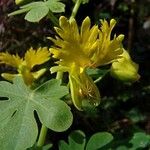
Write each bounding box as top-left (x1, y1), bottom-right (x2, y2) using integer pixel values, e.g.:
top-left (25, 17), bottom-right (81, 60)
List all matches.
top-left (110, 50), bottom-right (140, 82)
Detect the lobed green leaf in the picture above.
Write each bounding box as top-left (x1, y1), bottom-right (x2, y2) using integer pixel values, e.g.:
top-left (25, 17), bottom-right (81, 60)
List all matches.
top-left (46, 0), bottom-right (65, 13)
top-left (8, 0), bottom-right (65, 22)
top-left (25, 5), bottom-right (49, 22)
top-left (129, 132), bottom-right (150, 149)
top-left (59, 130), bottom-right (113, 150)
top-left (59, 130), bottom-right (86, 150)
top-left (0, 77), bottom-right (73, 150)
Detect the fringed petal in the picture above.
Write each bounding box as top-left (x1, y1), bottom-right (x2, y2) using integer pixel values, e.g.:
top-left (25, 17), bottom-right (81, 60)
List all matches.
top-left (0, 52), bottom-right (23, 68)
top-left (92, 19), bottom-right (124, 66)
top-left (25, 47), bottom-right (50, 69)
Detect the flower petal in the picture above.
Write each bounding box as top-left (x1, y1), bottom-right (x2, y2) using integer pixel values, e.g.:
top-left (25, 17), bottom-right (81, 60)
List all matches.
top-left (50, 66), bottom-right (69, 73)
top-left (91, 19), bottom-right (124, 66)
top-left (70, 19), bottom-right (80, 41)
top-left (1, 73), bottom-right (19, 81)
top-left (25, 47), bottom-right (50, 69)
top-left (59, 16), bottom-right (70, 31)
top-left (0, 52), bottom-right (23, 68)
top-left (81, 16), bottom-right (91, 42)
top-left (32, 68), bottom-right (46, 79)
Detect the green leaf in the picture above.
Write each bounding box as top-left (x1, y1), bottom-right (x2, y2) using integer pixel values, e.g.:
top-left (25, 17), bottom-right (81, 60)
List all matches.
top-left (0, 77), bottom-right (73, 150)
top-left (25, 4), bottom-right (49, 22)
top-left (35, 79), bottom-right (68, 99)
top-left (9, 0), bottom-right (65, 22)
top-left (8, 7), bottom-right (31, 16)
top-left (59, 131), bottom-right (113, 150)
top-left (59, 141), bottom-right (69, 150)
top-left (45, 0), bottom-right (65, 13)
top-left (20, 1), bottom-right (45, 9)
top-left (8, 2), bottom-right (44, 16)
top-left (86, 132), bottom-right (113, 150)
top-left (129, 132), bottom-right (150, 149)
top-left (59, 130), bottom-right (86, 150)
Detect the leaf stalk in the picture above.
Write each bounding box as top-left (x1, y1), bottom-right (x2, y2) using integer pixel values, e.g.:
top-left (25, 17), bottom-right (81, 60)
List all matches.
top-left (37, 125), bottom-right (48, 147)
top-left (69, 0), bottom-right (82, 21)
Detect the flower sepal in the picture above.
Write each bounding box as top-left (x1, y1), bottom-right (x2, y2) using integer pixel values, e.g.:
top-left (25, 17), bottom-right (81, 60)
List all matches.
top-left (1, 73), bottom-right (19, 82)
top-left (69, 71), bottom-right (100, 110)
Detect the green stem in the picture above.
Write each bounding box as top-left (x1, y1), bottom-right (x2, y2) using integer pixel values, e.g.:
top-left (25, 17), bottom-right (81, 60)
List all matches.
top-left (94, 76), bottom-right (102, 83)
top-left (48, 10), bottom-right (59, 26)
top-left (37, 125), bottom-right (48, 147)
top-left (69, 0), bottom-right (82, 21)
top-left (94, 71), bottom-right (109, 83)
top-left (37, 62), bottom-right (62, 148)
top-left (56, 71), bottom-right (63, 81)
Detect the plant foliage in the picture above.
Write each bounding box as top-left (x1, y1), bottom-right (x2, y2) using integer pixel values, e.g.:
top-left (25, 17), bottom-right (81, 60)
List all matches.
top-left (0, 77), bottom-right (73, 150)
top-left (59, 130), bottom-right (113, 150)
top-left (8, 0), bottom-right (65, 22)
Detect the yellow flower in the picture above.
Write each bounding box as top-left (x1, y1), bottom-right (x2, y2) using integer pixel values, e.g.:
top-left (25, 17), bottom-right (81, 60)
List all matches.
top-left (92, 19), bottom-right (124, 66)
top-left (49, 16), bottom-right (124, 110)
top-left (0, 47), bottom-right (50, 85)
top-left (49, 16), bottom-right (98, 71)
top-left (110, 49), bottom-right (140, 82)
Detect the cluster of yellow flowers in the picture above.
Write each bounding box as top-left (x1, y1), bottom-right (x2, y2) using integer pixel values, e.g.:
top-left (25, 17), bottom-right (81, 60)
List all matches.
top-left (0, 47), bottom-right (50, 85)
top-left (0, 16), bottom-right (140, 110)
top-left (49, 16), bottom-right (140, 110)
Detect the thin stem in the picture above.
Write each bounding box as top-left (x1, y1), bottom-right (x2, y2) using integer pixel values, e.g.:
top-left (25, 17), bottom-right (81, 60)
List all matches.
top-left (37, 125), bottom-right (48, 147)
top-left (56, 71), bottom-right (63, 82)
top-left (56, 71), bottom-right (63, 80)
top-left (94, 76), bottom-right (103, 83)
top-left (94, 71), bottom-right (109, 83)
top-left (69, 0), bottom-right (82, 21)
top-left (48, 10), bottom-right (59, 26)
